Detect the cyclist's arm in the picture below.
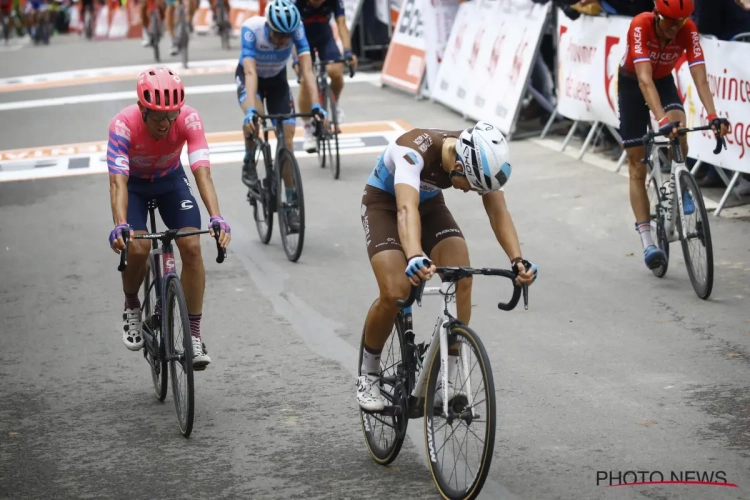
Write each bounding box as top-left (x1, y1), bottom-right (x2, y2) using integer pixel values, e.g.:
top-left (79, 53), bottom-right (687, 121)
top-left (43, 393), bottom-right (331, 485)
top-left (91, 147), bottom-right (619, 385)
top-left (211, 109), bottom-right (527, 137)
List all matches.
top-left (240, 25), bottom-right (259, 108)
top-left (393, 148), bottom-right (425, 257)
top-left (335, 13), bottom-right (352, 55)
top-left (107, 118), bottom-right (131, 226)
top-left (634, 62), bottom-right (667, 123)
top-left (481, 190), bottom-right (523, 262)
top-left (294, 26), bottom-right (320, 107)
top-left (182, 110), bottom-right (222, 218)
top-left (690, 64), bottom-right (718, 118)
top-left (681, 22), bottom-right (717, 118)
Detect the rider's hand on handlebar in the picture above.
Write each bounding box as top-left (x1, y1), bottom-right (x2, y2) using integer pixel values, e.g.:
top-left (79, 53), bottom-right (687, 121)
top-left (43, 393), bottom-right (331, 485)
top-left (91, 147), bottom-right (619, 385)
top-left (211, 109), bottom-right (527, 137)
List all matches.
top-left (209, 215), bottom-right (232, 249)
top-left (109, 223), bottom-right (133, 254)
top-left (707, 114), bottom-right (730, 138)
top-left (405, 254), bottom-right (436, 286)
top-left (243, 107), bottom-right (258, 137)
top-left (344, 49), bottom-right (358, 71)
top-left (311, 103), bottom-right (328, 130)
top-left (512, 259), bottom-right (538, 286)
top-left (657, 117), bottom-right (682, 140)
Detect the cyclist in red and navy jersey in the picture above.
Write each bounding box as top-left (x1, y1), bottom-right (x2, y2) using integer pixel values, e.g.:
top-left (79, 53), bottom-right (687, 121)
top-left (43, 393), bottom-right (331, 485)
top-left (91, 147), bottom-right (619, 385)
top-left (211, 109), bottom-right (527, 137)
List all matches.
top-left (108, 68), bottom-right (232, 369)
top-left (618, 0), bottom-right (728, 271)
top-left (292, 0), bottom-right (357, 152)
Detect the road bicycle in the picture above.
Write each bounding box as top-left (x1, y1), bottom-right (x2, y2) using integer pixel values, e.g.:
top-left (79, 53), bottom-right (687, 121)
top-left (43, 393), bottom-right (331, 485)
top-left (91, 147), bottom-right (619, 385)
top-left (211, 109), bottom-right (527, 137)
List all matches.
top-left (358, 266), bottom-right (530, 500)
top-left (312, 54), bottom-right (354, 180)
top-left (643, 124), bottom-right (726, 300)
top-left (214, 0), bottom-right (230, 50)
top-left (172, 0), bottom-right (190, 68)
top-left (81, 0), bottom-right (94, 39)
top-left (117, 200), bottom-right (226, 437)
top-left (244, 110), bottom-right (319, 262)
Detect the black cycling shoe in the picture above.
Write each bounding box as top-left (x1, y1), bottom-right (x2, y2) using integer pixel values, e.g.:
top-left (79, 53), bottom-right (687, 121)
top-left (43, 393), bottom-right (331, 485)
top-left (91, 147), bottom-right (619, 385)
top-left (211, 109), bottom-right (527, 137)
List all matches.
top-left (242, 161), bottom-right (259, 190)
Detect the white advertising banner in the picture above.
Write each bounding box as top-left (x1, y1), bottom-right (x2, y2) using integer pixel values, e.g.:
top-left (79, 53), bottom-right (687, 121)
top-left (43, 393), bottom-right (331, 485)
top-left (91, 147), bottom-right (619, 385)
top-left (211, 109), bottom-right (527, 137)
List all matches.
top-left (431, 0), bottom-right (551, 135)
top-left (556, 13), bottom-right (630, 128)
top-left (422, 0), bottom-right (460, 95)
top-left (381, 0), bottom-right (426, 94)
top-left (675, 39), bottom-right (750, 175)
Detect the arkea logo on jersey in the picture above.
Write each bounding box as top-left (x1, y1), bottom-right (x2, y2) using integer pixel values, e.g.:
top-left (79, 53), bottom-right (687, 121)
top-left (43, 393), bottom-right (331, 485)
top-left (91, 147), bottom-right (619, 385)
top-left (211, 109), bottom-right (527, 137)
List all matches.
top-left (691, 31), bottom-right (702, 58)
top-left (634, 27), bottom-right (643, 54)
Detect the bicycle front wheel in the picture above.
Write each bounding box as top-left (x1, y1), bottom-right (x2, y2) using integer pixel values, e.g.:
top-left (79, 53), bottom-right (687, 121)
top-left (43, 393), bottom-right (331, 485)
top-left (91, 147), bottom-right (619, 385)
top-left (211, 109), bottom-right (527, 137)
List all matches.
top-left (424, 324), bottom-right (496, 500)
top-left (276, 147), bottom-right (305, 262)
top-left (164, 275), bottom-right (194, 437)
top-left (358, 301), bottom-right (408, 465)
top-left (143, 255), bottom-right (167, 401)
top-left (676, 170), bottom-right (714, 299)
top-left (646, 171), bottom-right (669, 278)
top-left (252, 143), bottom-right (274, 244)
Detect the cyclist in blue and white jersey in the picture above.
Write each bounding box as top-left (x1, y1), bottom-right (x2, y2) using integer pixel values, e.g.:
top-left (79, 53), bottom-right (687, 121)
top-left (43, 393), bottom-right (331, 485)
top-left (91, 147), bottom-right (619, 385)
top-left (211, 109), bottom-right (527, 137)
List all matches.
top-left (236, 0), bottom-right (327, 228)
top-left (292, 0), bottom-right (357, 152)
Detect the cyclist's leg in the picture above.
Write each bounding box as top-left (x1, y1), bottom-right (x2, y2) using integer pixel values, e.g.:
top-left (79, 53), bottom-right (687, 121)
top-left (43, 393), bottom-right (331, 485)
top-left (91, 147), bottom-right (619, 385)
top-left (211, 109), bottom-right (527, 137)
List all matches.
top-left (165, 0), bottom-right (175, 50)
top-left (618, 70), bottom-right (666, 268)
top-left (120, 181), bottom-right (154, 351)
top-left (297, 48), bottom-right (318, 151)
top-left (266, 68), bottom-right (298, 186)
top-left (324, 35), bottom-right (344, 102)
top-left (140, 0), bottom-right (149, 44)
top-left (358, 186), bottom-right (410, 410)
top-left (236, 64), bottom-right (264, 188)
top-left (156, 170), bottom-right (211, 366)
top-left (188, 0), bottom-right (196, 28)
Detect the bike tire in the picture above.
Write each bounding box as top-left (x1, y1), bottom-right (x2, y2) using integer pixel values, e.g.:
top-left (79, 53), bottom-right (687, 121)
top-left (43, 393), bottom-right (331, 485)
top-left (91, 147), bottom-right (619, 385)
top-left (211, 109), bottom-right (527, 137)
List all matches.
top-left (327, 92), bottom-right (340, 180)
top-left (252, 142), bottom-right (274, 244)
top-left (424, 324), bottom-right (496, 500)
top-left (358, 300), bottom-right (408, 465)
top-left (676, 170), bottom-right (714, 300)
top-left (218, 2), bottom-right (229, 49)
top-left (276, 147), bottom-right (305, 262)
top-left (150, 9), bottom-right (161, 62)
top-left (143, 255), bottom-right (168, 401)
top-left (646, 172), bottom-right (669, 278)
top-left (180, 14), bottom-right (188, 69)
top-left (164, 275), bottom-right (194, 437)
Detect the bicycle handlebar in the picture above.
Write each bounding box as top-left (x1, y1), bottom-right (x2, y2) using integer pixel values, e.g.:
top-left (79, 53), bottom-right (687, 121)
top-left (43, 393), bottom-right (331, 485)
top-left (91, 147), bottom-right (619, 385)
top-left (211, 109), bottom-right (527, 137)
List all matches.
top-left (395, 267), bottom-right (528, 312)
top-left (314, 57), bottom-right (356, 78)
top-left (117, 222), bottom-right (226, 271)
top-left (642, 124), bottom-right (727, 164)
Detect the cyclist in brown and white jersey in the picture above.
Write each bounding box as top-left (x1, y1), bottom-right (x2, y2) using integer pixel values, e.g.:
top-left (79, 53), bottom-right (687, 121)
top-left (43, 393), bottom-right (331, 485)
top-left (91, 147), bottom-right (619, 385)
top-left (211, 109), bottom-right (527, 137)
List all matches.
top-left (357, 121), bottom-right (538, 411)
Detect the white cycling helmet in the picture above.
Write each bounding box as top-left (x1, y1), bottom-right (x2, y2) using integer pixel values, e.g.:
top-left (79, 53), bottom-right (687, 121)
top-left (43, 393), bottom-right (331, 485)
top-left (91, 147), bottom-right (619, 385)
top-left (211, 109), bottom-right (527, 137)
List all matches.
top-left (455, 121), bottom-right (512, 193)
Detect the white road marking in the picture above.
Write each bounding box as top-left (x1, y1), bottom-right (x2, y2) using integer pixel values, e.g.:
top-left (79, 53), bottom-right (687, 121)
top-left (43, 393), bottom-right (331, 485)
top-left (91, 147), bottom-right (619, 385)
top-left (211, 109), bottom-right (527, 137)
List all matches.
top-left (0, 72), bottom-right (382, 111)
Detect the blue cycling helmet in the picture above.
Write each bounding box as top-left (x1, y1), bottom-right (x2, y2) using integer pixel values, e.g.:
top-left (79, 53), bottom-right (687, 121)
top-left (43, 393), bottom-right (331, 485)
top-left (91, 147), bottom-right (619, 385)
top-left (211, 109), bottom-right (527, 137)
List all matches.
top-left (265, 0), bottom-right (301, 34)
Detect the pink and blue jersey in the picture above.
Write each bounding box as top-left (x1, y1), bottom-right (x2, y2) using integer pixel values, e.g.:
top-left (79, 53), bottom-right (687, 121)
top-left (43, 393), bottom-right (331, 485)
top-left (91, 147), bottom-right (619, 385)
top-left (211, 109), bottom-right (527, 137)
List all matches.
top-left (107, 104), bottom-right (210, 181)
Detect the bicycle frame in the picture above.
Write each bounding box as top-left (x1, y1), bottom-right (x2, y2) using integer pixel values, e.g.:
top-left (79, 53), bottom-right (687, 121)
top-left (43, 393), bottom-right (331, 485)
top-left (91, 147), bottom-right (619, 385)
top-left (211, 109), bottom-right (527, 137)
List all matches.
top-left (402, 281), bottom-right (475, 419)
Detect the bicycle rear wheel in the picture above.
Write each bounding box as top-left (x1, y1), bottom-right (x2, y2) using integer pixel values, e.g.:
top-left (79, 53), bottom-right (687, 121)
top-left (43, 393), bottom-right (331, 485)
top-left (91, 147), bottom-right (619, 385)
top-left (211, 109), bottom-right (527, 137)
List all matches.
top-left (646, 170), bottom-right (669, 278)
top-left (358, 301), bottom-right (408, 465)
top-left (424, 324), bottom-right (496, 500)
top-left (676, 170), bottom-right (713, 299)
top-left (251, 142), bottom-right (274, 244)
top-left (164, 275), bottom-right (194, 437)
top-left (276, 147), bottom-right (305, 262)
top-left (143, 255), bottom-right (167, 401)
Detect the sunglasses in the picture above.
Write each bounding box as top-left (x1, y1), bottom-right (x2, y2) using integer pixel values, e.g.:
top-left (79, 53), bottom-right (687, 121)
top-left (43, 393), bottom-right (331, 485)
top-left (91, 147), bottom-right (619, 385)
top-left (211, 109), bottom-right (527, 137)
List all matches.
top-left (658, 14), bottom-right (687, 29)
top-left (146, 109), bottom-right (180, 122)
top-left (270, 30), bottom-right (292, 41)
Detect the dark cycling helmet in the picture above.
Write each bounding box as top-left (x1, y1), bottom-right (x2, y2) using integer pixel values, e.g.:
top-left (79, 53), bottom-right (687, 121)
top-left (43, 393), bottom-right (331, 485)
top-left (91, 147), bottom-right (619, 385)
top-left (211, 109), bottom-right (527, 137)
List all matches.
top-left (655, 0), bottom-right (694, 18)
top-left (265, 0), bottom-right (301, 34)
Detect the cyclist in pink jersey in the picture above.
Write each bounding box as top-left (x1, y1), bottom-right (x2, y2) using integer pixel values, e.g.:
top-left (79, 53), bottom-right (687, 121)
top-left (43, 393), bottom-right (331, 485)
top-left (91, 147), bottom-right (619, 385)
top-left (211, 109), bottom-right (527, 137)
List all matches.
top-left (107, 68), bottom-right (232, 370)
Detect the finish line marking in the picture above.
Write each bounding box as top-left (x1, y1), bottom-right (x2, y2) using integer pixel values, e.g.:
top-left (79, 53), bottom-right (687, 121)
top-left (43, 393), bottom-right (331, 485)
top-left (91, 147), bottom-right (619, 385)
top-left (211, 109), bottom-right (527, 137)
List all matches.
top-left (0, 120), bottom-right (411, 183)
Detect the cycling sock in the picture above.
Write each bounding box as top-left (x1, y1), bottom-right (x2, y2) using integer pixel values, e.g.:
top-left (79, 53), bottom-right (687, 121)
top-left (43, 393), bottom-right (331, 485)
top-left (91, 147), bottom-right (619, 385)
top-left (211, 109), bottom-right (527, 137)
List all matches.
top-left (636, 221), bottom-right (655, 249)
top-left (188, 314), bottom-right (201, 339)
top-left (361, 345), bottom-right (382, 376)
top-left (124, 292), bottom-right (140, 310)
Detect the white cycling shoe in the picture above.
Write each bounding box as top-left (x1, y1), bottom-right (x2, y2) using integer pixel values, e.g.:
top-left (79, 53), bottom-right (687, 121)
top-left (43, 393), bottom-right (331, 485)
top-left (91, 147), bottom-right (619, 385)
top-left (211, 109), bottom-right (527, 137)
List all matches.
top-left (122, 308), bottom-right (144, 351)
top-left (356, 374), bottom-right (386, 412)
top-left (303, 124), bottom-right (317, 153)
top-left (191, 336), bottom-right (211, 370)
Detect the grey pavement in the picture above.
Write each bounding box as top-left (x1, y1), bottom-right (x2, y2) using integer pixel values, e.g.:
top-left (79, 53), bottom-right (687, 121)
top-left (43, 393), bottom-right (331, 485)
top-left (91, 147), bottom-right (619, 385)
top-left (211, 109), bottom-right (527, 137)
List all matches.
top-left (1, 35), bottom-right (750, 500)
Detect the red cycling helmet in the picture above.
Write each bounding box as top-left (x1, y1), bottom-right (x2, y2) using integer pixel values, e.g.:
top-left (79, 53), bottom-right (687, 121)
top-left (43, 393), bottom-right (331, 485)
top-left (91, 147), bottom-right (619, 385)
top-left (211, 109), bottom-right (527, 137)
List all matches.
top-left (655, 0), bottom-right (694, 18)
top-left (136, 68), bottom-right (185, 112)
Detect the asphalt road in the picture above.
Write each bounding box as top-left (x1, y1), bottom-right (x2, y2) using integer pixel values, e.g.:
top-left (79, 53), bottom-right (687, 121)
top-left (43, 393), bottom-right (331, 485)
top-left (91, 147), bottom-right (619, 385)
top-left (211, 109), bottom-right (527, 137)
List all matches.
top-left (1, 34), bottom-right (750, 500)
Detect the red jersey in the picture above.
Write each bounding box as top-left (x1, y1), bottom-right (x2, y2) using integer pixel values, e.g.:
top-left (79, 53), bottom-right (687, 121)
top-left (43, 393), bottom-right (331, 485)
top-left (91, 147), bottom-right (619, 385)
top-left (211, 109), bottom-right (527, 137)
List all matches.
top-left (620, 12), bottom-right (705, 80)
